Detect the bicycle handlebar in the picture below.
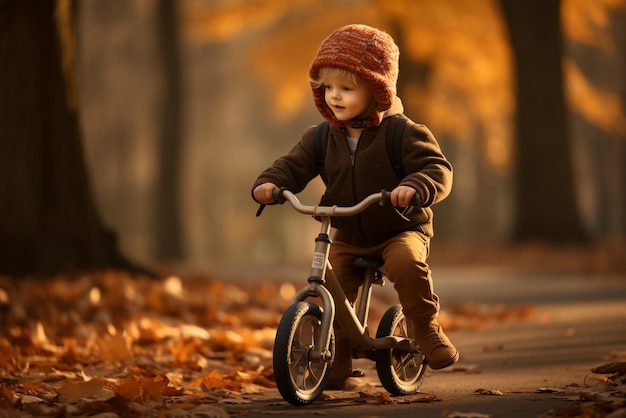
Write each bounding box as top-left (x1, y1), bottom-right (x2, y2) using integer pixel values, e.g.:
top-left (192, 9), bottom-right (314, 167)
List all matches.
top-left (272, 188), bottom-right (418, 217)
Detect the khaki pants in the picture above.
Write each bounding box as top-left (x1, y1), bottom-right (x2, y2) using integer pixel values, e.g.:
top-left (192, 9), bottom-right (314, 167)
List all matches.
top-left (328, 230), bottom-right (440, 331)
top-left (326, 231), bottom-right (447, 382)
top-left (326, 231), bottom-right (441, 382)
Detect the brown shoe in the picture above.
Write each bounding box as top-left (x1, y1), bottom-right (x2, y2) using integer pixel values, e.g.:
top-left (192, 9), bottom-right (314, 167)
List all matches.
top-left (413, 320), bottom-right (459, 370)
top-left (325, 338), bottom-right (353, 390)
top-left (325, 360), bottom-right (352, 390)
top-left (325, 368), bottom-right (364, 390)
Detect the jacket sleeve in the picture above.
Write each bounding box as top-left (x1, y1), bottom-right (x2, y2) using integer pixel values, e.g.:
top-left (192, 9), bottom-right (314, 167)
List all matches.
top-left (251, 126), bottom-right (320, 202)
top-left (399, 122), bottom-right (453, 208)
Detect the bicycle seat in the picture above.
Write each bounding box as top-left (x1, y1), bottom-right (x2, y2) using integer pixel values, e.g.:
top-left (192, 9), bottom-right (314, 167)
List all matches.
top-left (353, 256), bottom-right (384, 270)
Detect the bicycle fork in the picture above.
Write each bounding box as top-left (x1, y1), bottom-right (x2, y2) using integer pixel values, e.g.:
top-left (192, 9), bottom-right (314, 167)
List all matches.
top-left (290, 216), bottom-right (334, 362)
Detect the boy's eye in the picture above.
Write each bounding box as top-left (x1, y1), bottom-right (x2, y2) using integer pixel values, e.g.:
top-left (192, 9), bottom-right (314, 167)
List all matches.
top-left (323, 84), bottom-right (354, 91)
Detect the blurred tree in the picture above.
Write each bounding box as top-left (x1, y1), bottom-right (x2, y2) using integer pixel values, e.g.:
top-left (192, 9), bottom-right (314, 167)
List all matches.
top-left (155, 0), bottom-right (183, 261)
top-left (500, 0), bottom-right (589, 244)
top-left (0, 0), bottom-right (148, 276)
top-left (563, 0), bottom-right (626, 240)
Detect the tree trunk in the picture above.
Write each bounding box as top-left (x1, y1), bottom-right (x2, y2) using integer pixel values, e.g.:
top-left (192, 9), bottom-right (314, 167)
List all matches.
top-left (155, 0), bottom-right (183, 261)
top-left (500, 0), bottom-right (589, 244)
top-left (0, 0), bottom-right (149, 276)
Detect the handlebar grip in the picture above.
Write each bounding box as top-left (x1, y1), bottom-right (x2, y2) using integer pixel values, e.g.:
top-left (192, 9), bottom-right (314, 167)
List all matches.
top-left (382, 190), bottom-right (392, 205)
top-left (272, 187), bottom-right (287, 204)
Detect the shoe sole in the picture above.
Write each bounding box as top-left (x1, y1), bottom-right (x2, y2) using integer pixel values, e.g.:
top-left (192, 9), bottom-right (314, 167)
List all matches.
top-left (427, 350), bottom-right (459, 370)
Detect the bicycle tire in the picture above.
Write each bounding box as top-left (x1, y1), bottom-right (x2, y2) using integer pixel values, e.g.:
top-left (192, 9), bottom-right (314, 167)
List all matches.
top-left (273, 302), bottom-right (334, 406)
top-left (375, 304), bottom-right (427, 395)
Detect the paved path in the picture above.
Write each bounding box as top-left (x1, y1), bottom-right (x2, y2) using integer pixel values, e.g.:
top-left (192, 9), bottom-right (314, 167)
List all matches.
top-left (222, 266), bottom-right (626, 417)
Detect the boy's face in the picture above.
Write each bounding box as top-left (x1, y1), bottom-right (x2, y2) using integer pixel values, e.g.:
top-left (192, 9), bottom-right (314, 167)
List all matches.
top-left (323, 74), bottom-right (375, 123)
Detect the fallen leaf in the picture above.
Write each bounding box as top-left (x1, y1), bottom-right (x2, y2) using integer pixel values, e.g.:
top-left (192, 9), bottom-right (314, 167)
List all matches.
top-left (97, 332), bottom-right (131, 363)
top-left (108, 379), bottom-right (143, 402)
top-left (358, 391), bottom-right (394, 404)
top-left (592, 362), bottom-right (626, 376)
top-left (537, 387), bottom-right (564, 393)
top-left (395, 393), bottom-right (442, 403)
top-left (474, 388), bottom-right (504, 396)
top-left (18, 394), bottom-right (45, 404)
top-left (57, 378), bottom-right (114, 403)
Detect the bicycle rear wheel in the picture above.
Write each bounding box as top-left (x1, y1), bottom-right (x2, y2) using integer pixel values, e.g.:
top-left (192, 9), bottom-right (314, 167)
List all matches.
top-left (273, 302), bottom-right (334, 406)
top-left (375, 304), bottom-right (427, 395)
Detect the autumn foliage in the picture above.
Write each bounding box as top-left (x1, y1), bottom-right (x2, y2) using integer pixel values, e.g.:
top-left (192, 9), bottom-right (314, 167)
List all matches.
top-left (1, 270), bottom-right (625, 416)
top-left (0, 268), bottom-right (537, 416)
top-left (0, 272), bottom-right (284, 416)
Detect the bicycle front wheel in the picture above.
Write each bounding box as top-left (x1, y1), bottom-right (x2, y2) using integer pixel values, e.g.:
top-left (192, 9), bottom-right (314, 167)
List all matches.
top-left (273, 302), bottom-right (334, 406)
top-left (375, 304), bottom-right (427, 395)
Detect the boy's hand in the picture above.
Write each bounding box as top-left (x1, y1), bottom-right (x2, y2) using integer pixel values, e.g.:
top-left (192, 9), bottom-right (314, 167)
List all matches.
top-left (253, 183), bottom-right (278, 204)
top-left (390, 186), bottom-right (418, 207)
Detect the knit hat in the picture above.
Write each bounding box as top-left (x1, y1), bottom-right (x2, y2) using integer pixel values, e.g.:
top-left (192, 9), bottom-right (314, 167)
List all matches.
top-left (309, 24), bottom-right (400, 127)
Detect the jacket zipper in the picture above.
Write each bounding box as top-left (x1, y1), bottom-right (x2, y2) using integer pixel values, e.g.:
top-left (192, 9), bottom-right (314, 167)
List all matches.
top-left (346, 130), bottom-right (369, 247)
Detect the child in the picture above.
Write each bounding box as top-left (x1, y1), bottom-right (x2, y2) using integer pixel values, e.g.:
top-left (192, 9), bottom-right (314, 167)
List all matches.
top-left (252, 24), bottom-right (458, 389)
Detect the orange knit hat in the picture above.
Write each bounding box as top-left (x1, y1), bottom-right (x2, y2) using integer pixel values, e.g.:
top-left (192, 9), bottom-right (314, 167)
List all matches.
top-left (309, 24), bottom-right (400, 127)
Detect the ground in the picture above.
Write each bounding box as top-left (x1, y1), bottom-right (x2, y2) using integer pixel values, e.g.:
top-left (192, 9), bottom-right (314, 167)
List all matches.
top-left (1, 245), bottom-right (625, 417)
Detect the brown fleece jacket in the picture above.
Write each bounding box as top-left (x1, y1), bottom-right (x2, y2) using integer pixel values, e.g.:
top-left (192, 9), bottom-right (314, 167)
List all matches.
top-left (252, 102), bottom-right (452, 247)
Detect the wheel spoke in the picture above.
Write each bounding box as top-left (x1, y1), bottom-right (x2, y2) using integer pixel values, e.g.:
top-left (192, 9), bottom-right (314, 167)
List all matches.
top-left (304, 365), bottom-right (319, 388)
top-left (394, 353), bottom-right (410, 370)
top-left (395, 355), bottom-right (415, 380)
top-left (376, 305), bottom-right (426, 395)
top-left (287, 312), bottom-right (329, 392)
top-left (290, 349), bottom-right (307, 369)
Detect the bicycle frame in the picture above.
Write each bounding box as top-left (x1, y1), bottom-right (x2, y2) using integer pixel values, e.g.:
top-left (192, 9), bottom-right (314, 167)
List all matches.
top-left (275, 189), bottom-right (414, 363)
